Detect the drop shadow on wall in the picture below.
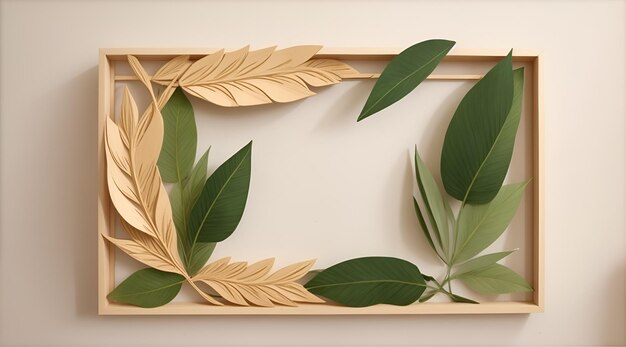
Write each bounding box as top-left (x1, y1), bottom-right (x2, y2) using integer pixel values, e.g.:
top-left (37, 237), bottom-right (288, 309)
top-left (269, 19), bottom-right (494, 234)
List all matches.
top-left (70, 66), bottom-right (99, 317)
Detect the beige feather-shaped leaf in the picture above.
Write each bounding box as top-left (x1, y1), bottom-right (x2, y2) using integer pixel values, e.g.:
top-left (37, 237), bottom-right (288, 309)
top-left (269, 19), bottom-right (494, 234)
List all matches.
top-left (102, 235), bottom-right (180, 274)
top-left (153, 55), bottom-right (192, 84)
top-left (105, 84), bottom-right (183, 273)
top-left (192, 258), bottom-right (324, 307)
top-left (177, 46), bottom-right (361, 107)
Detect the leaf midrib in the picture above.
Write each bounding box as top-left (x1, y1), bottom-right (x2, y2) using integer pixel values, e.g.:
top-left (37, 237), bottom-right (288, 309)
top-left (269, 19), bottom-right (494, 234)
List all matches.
top-left (361, 48), bottom-right (449, 117)
top-left (307, 279), bottom-right (426, 290)
top-left (454, 190), bottom-right (518, 264)
top-left (111, 279), bottom-right (184, 299)
top-left (188, 146), bottom-right (251, 252)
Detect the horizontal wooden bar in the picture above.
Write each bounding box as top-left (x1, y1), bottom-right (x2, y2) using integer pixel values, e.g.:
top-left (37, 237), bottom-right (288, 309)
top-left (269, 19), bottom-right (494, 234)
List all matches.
top-left (100, 301), bottom-right (543, 316)
top-left (113, 73), bottom-right (484, 81)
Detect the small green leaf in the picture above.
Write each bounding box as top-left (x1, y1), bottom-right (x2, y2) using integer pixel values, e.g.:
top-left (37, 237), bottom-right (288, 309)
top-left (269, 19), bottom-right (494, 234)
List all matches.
top-left (441, 54), bottom-right (523, 203)
top-left (357, 39), bottom-right (455, 121)
top-left (412, 197), bottom-right (439, 261)
top-left (188, 141), bottom-right (252, 243)
top-left (422, 274), bottom-right (436, 282)
top-left (451, 251), bottom-right (515, 279)
top-left (187, 242), bottom-right (216, 276)
top-left (418, 291), bottom-right (437, 303)
top-left (171, 150), bottom-right (209, 248)
top-left (158, 88), bottom-right (197, 183)
top-left (414, 149), bottom-right (449, 262)
top-left (453, 182), bottom-right (528, 264)
top-left (107, 268), bottom-right (185, 308)
top-left (305, 257), bottom-right (426, 307)
top-left (456, 263), bottom-right (532, 294)
top-left (450, 293), bottom-right (479, 304)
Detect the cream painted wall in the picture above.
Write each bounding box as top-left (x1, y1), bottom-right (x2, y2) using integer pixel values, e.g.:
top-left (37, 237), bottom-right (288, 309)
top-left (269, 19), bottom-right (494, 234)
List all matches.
top-left (0, 0), bottom-right (624, 346)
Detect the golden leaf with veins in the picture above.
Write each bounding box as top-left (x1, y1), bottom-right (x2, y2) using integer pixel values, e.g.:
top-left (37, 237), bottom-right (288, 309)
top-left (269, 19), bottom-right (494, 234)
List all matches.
top-left (192, 258), bottom-right (324, 307)
top-left (104, 80), bottom-right (182, 274)
top-left (174, 45), bottom-right (360, 107)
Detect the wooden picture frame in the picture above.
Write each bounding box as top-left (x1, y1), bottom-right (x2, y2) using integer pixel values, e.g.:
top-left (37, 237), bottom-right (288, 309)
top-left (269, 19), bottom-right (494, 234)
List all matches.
top-left (98, 48), bottom-right (543, 315)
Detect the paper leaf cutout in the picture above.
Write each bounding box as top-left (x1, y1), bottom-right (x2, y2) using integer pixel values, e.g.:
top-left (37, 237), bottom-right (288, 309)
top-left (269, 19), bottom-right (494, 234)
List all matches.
top-left (103, 234), bottom-right (180, 274)
top-left (153, 55), bottom-right (193, 84)
top-left (192, 258), bottom-right (323, 307)
top-left (187, 141), bottom-right (252, 243)
top-left (414, 149), bottom-right (450, 262)
top-left (305, 257), bottom-right (427, 307)
top-left (107, 268), bottom-right (185, 308)
top-left (175, 45), bottom-right (360, 107)
top-left (453, 182), bottom-right (528, 264)
top-left (105, 85), bottom-right (182, 273)
top-left (440, 54), bottom-right (519, 204)
top-left (455, 263), bottom-right (533, 294)
top-left (157, 87), bottom-right (198, 183)
top-left (358, 39), bottom-right (455, 121)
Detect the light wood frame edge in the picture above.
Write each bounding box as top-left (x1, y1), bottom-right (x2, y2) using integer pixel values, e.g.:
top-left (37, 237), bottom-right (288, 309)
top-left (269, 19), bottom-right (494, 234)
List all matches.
top-left (98, 48), bottom-right (544, 315)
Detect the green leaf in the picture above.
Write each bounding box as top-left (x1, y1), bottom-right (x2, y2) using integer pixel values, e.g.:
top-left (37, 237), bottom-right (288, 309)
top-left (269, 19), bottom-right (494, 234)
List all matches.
top-left (450, 293), bottom-right (479, 304)
top-left (357, 39), bottom-right (455, 121)
top-left (451, 250), bottom-right (515, 278)
top-left (418, 291), bottom-right (437, 303)
top-left (188, 141), bottom-right (252, 243)
top-left (187, 242), bottom-right (216, 276)
top-left (171, 150), bottom-right (209, 251)
top-left (453, 182), bottom-right (528, 264)
top-left (414, 149), bottom-right (449, 262)
top-left (441, 53), bottom-right (523, 203)
top-left (107, 268), bottom-right (185, 308)
top-left (158, 88), bottom-right (197, 183)
top-left (305, 257), bottom-right (426, 307)
top-left (456, 263), bottom-right (532, 294)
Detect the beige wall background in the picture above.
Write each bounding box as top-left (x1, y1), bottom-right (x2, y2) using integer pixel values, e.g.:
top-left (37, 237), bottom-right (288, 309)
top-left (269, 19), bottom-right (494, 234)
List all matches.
top-left (0, 0), bottom-right (624, 345)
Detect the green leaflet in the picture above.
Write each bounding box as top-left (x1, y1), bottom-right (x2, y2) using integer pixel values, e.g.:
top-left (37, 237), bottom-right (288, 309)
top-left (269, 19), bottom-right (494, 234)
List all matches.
top-left (357, 39), bottom-right (455, 121)
top-left (456, 263), bottom-right (533, 294)
top-left (452, 182), bottom-right (528, 264)
top-left (171, 150), bottom-right (209, 257)
top-left (305, 257), bottom-right (426, 307)
top-left (451, 251), bottom-right (515, 278)
top-left (441, 53), bottom-right (522, 204)
top-left (414, 150), bottom-right (449, 262)
top-left (449, 293), bottom-right (479, 304)
top-left (188, 141), bottom-right (252, 243)
top-left (107, 268), bottom-right (185, 308)
top-left (158, 88), bottom-right (197, 183)
top-left (187, 242), bottom-right (216, 276)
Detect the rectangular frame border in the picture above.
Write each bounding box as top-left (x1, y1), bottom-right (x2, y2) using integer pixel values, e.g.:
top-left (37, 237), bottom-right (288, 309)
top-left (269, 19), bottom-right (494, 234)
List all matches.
top-left (98, 48), bottom-right (544, 315)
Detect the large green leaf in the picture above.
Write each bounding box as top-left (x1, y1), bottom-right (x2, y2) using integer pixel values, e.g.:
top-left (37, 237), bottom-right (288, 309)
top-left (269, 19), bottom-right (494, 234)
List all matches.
top-left (158, 88), bottom-right (197, 183)
top-left (456, 263), bottom-right (532, 294)
top-left (452, 182), bottom-right (528, 264)
top-left (107, 268), bottom-right (185, 308)
top-left (357, 39), bottom-right (455, 121)
top-left (188, 141), bottom-right (252, 243)
top-left (451, 250), bottom-right (514, 278)
top-left (441, 54), bottom-right (523, 203)
top-left (305, 257), bottom-right (426, 307)
top-left (414, 150), bottom-right (449, 262)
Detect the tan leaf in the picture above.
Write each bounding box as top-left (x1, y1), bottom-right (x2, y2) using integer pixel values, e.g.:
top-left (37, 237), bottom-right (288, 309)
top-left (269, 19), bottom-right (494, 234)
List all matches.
top-left (128, 55), bottom-right (153, 92)
top-left (102, 234), bottom-right (180, 274)
top-left (105, 85), bottom-right (183, 273)
top-left (177, 45), bottom-right (357, 107)
top-left (152, 55), bottom-right (192, 83)
top-left (192, 258), bottom-right (323, 307)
